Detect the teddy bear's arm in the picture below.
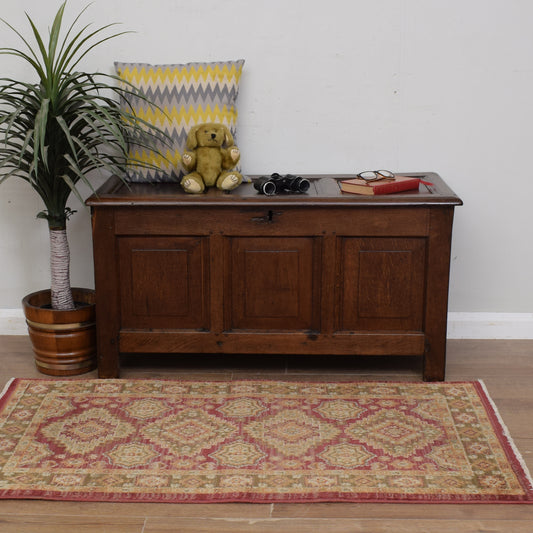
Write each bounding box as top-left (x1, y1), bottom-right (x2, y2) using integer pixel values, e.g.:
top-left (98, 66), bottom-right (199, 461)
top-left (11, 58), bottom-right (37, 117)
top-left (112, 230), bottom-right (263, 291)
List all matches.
top-left (182, 151), bottom-right (197, 171)
top-left (221, 147), bottom-right (240, 169)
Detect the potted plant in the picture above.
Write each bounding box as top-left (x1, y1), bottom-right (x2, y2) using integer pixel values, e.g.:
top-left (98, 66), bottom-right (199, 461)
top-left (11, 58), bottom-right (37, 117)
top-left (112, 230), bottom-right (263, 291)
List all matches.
top-left (0, 2), bottom-right (165, 374)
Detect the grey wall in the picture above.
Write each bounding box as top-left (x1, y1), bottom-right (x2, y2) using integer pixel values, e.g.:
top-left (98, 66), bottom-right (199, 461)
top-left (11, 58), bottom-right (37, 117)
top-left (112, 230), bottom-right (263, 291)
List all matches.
top-left (1, 0), bottom-right (532, 313)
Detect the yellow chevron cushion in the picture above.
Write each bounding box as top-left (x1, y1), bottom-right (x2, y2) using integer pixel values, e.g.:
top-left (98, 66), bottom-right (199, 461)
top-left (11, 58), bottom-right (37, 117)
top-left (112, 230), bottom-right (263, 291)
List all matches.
top-left (115, 59), bottom-right (244, 182)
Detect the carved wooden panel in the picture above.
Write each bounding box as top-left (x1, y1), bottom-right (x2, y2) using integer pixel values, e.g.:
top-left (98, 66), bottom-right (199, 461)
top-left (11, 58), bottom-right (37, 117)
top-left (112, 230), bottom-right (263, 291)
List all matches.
top-left (337, 238), bottom-right (426, 331)
top-left (226, 237), bottom-right (320, 331)
top-left (118, 236), bottom-right (208, 329)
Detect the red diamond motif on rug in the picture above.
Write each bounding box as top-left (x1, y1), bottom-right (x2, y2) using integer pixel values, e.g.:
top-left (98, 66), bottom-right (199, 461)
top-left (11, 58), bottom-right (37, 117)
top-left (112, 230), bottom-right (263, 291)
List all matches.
top-left (0, 379), bottom-right (531, 503)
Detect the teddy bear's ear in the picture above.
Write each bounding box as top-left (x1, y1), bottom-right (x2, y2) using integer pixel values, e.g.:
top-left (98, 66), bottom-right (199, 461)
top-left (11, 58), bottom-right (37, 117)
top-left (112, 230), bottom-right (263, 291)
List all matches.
top-left (186, 125), bottom-right (201, 150)
top-left (222, 125), bottom-right (234, 147)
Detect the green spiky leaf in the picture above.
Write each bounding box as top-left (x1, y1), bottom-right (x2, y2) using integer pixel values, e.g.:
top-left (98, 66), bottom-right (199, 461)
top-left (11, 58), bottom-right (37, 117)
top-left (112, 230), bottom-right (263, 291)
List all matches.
top-left (0, 1), bottom-right (171, 309)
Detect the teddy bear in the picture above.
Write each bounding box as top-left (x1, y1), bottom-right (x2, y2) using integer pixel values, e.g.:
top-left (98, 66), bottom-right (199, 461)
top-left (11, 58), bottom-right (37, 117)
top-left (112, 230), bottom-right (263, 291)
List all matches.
top-left (180, 123), bottom-right (243, 193)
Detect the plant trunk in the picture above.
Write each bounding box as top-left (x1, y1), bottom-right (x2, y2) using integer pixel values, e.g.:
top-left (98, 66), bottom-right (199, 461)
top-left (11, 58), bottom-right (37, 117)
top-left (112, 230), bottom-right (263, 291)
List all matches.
top-left (49, 227), bottom-right (75, 310)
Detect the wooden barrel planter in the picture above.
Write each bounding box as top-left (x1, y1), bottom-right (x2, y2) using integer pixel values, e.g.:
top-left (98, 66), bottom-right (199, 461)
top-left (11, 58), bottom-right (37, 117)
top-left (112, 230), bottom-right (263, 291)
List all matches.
top-left (22, 288), bottom-right (97, 376)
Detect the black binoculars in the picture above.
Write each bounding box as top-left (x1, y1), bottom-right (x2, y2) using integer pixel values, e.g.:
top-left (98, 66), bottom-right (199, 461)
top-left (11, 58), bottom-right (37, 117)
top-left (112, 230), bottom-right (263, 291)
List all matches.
top-left (253, 173), bottom-right (310, 196)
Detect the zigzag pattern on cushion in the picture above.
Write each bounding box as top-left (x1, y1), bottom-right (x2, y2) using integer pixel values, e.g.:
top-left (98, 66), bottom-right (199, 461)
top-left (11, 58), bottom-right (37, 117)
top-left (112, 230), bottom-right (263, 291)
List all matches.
top-left (121, 62), bottom-right (241, 82)
top-left (125, 85), bottom-right (241, 110)
top-left (115, 60), bottom-right (244, 183)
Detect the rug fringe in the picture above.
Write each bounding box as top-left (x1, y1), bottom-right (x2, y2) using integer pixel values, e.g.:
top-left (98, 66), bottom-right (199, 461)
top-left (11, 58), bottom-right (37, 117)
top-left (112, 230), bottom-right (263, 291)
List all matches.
top-left (0, 378), bottom-right (15, 402)
top-left (477, 379), bottom-right (533, 490)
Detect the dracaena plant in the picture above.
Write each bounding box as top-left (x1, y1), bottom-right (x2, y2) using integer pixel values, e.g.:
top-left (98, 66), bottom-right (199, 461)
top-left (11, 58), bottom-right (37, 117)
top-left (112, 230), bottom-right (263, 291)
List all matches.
top-left (0, 2), bottom-right (166, 311)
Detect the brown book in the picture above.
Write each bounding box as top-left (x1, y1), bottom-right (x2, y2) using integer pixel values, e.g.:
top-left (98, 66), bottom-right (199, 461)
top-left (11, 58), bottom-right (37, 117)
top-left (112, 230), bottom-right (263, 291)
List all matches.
top-left (339, 176), bottom-right (421, 195)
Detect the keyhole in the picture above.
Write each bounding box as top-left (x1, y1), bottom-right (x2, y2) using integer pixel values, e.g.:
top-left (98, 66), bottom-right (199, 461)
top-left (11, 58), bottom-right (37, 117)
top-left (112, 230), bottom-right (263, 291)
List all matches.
top-left (268, 210), bottom-right (273, 222)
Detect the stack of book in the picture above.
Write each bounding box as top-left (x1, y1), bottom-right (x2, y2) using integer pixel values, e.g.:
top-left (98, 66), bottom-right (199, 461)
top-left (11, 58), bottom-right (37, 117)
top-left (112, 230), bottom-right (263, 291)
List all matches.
top-left (339, 176), bottom-right (422, 196)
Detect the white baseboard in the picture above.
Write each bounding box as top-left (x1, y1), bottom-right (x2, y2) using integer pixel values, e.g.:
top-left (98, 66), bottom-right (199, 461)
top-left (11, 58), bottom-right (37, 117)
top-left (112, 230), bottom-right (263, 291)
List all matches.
top-left (0, 309), bottom-right (26, 335)
top-left (1, 309), bottom-right (532, 340)
top-left (447, 312), bottom-right (533, 339)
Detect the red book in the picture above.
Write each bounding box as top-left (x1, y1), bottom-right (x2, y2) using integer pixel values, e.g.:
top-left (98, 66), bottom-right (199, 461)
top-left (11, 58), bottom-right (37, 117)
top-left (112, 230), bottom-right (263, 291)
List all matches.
top-left (339, 176), bottom-right (421, 195)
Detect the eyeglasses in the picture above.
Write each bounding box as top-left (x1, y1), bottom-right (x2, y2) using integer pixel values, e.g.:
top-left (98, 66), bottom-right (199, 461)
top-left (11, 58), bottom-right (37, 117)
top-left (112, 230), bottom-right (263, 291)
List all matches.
top-left (357, 170), bottom-right (395, 182)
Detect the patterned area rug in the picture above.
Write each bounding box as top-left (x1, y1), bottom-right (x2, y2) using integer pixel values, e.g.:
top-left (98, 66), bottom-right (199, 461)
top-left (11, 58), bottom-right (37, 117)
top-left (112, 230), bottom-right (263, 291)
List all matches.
top-left (0, 378), bottom-right (531, 503)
